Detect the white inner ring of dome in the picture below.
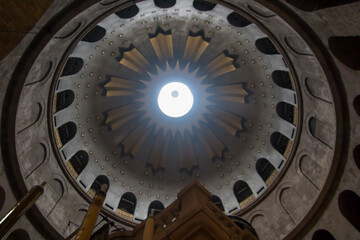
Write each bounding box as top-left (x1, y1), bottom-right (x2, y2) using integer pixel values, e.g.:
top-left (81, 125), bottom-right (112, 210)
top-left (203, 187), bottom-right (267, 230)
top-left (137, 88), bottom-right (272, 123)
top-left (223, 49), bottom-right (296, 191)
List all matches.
top-left (157, 82), bottom-right (194, 118)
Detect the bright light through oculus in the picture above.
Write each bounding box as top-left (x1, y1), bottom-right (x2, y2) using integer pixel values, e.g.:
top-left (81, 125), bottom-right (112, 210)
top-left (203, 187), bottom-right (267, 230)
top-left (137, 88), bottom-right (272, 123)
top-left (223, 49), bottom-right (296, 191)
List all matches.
top-left (158, 82), bottom-right (194, 118)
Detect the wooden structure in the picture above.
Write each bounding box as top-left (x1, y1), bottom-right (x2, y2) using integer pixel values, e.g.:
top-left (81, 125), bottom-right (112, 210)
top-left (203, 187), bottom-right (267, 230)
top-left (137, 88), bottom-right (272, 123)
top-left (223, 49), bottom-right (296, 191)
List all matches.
top-left (108, 180), bottom-right (258, 240)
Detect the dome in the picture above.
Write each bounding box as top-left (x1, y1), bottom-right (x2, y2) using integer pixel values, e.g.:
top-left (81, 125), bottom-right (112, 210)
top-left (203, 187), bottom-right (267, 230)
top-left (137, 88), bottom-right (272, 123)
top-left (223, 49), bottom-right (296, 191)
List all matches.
top-left (0, 0), bottom-right (359, 239)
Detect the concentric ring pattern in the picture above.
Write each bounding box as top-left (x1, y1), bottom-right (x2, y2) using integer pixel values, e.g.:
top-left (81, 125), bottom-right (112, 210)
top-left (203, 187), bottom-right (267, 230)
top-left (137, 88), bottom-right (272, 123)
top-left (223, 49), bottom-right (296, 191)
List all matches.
top-left (51, 0), bottom-right (299, 223)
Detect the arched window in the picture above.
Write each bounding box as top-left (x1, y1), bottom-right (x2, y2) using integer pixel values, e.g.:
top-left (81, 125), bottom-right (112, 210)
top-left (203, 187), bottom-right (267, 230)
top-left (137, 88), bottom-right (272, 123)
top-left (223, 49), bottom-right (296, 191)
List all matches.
top-left (255, 38), bottom-right (279, 55)
top-left (57, 122), bottom-right (77, 147)
top-left (276, 102), bottom-right (295, 124)
top-left (227, 12), bottom-right (252, 28)
top-left (118, 192), bottom-right (137, 215)
top-left (256, 158), bottom-right (276, 185)
top-left (6, 229), bottom-right (30, 240)
top-left (272, 70), bottom-right (293, 90)
top-left (338, 190), bottom-right (360, 231)
top-left (211, 195), bottom-right (225, 211)
top-left (154, 0), bottom-right (176, 8)
top-left (67, 150), bottom-right (89, 178)
top-left (61, 57), bottom-right (83, 76)
top-left (81, 25), bottom-right (106, 43)
top-left (312, 229), bottom-right (336, 240)
top-left (148, 200), bottom-right (165, 216)
top-left (88, 175), bottom-right (109, 198)
top-left (193, 0), bottom-right (216, 11)
top-left (233, 180), bottom-right (254, 207)
top-left (286, 0), bottom-right (359, 12)
top-left (115, 5), bottom-right (139, 19)
top-left (329, 36), bottom-right (360, 71)
top-left (270, 132), bottom-right (290, 157)
top-left (56, 90), bottom-right (74, 112)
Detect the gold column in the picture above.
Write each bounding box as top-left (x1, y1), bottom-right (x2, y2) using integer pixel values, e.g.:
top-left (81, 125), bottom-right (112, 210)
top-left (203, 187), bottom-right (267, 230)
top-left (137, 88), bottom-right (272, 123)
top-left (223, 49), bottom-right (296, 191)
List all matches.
top-left (0, 182), bottom-right (46, 238)
top-left (142, 211), bottom-right (155, 240)
top-left (74, 184), bottom-right (108, 240)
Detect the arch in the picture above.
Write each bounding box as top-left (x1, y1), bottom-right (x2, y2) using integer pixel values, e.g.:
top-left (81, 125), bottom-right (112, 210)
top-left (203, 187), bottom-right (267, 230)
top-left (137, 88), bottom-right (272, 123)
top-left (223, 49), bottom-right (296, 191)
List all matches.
top-left (46, 178), bottom-right (65, 217)
top-left (227, 12), bottom-right (252, 28)
top-left (193, 0), bottom-right (216, 11)
top-left (115, 4), bottom-right (139, 19)
top-left (270, 132), bottom-right (290, 156)
top-left (305, 77), bottom-right (332, 103)
top-left (90, 175), bottom-right (110, 193)
top-left (211, 195), bottom-right (225, 211)
top-left (255, 37), bottom-right (279, 55)
top-left (354, 95), bottom-right (360, 117)
top-left (61, 57), bottom-right (83, 76)
top-left (228, 216), bottom-right (259, 239)
top-left (279, 187), bottom-right (305, 223)
top-left (272, 70), bottom-right (293, 90)
top-left (256, 158), bottom-right (276, 185)
top-left (56, 90), bottom-right (74, 112)
top-left (309, 117), bottom-right (333, 148)
top-left (276, 102), bottom-right (295, 124)
top-left (233, 180), bottom-right (254, 207)
top-left (118, 192), bottom-right (137, 215)
top-left (312, 229), bottom-right (336, 240)
top-left (250, 214), bottom-right (277, 239)
top-left (68, 150), bottom-right (89, 177)
top-left (338, 190), bottom-right (360, 231)
top-left (81, 25), bottom-right (106, 43)
top-left (154, 0), bottom-right (176, 8)
top-left (17, 102), bottom-right (43, 134)
top-left (287, 0), bottom-right (360, 12)
top-left (148, 200), bottom-right (164, 216)
top-left (299, 155), bottom-right (323, 190)
top-left (329, 36), bottom-right (360, 70)
top-left (6, 229), bottom-right (30, 240)
top-left (0, 185), bottom-right (5, 211)
top-left (57, 122), bottom-right (77, 146)
top-left (354, 145), bottom-right (360, 170)
top-left (25, 143), bottom-right (47, 179)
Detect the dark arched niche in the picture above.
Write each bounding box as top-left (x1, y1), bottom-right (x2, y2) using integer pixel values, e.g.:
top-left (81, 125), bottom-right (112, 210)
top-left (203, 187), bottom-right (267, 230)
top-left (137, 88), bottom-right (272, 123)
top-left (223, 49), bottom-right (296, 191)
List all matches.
top-left (148, 200), bottom-right (164, 216)
top-left (154, 0), bottom-right (176, 8)
top-left (56, 90), bottom-right (74, 112)
top-left (81, 25), bottom-right (106, 43)
top-left (57, 122), bottom-right (77, 146)
top-left (312, 229), bottom-right (336, 240)
top-left (90, 175), bottom-right (110, 193)
top-left (61, 57), bottom-right (83, 77)
top-left (211, 195), bottom-right (225, 211)
top-left (193, 0), bottom-right (216, 11)
top-left (270, 132), bottom-right (290, 156)
top-left (255, 37), bottom-right (279, 55)
top-left (338, 190), bottom-right (360, 231)
top-left (233, 180), bottom-right (253, 204)
top-left (227, 12), bottom-right (252, 27)
top-left (256, 158), bottom-right (276, 184)
top-left (118, 192), bottom-right (137, 215)
top-left (69, 150), bottom-right (89, 176)
top-left (6, 229), bottom-right (30, 240)
top-left (272, 70), bottom-right (293, 90)
top-left (329, 36), bottom-right (360, 70)
top-left (115, 4), bottom-right (139, 19)
top-left (276, 102), bottom-right (295, 124)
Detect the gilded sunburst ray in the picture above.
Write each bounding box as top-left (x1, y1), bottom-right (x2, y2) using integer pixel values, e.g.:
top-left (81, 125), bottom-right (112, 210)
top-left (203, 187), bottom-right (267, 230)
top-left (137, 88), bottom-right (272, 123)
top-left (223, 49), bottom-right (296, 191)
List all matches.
top-left (104, 30), bottom-right (248, 173)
